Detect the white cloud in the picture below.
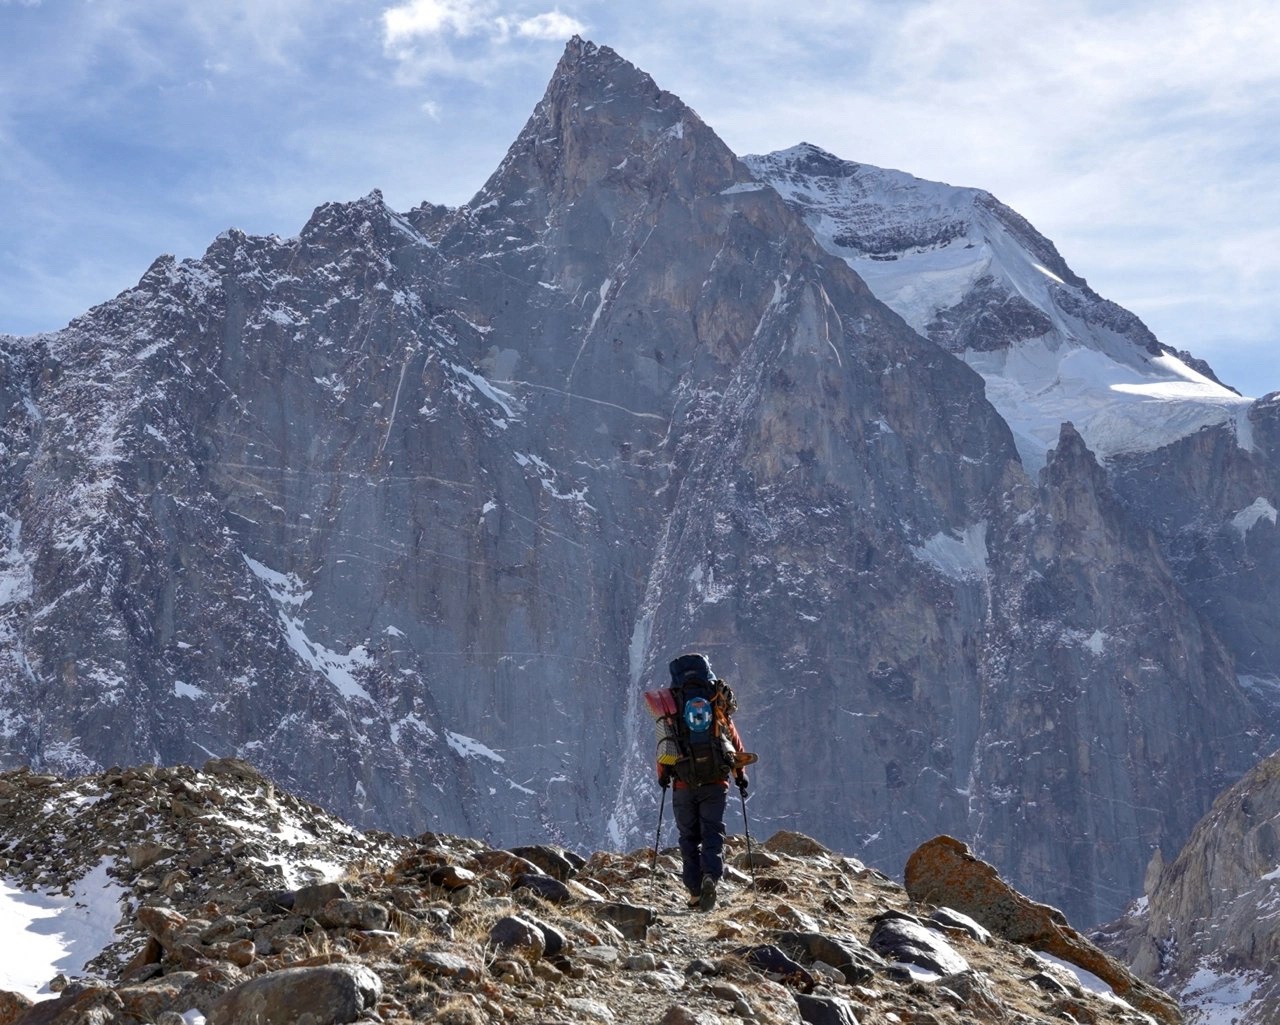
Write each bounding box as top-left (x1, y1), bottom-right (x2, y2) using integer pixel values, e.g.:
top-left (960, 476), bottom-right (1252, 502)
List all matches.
top-left (383, 0), bottom-right (492, 43)
top-left (512, 10), bottom-right (584, 39)
top-left (381, 0), bottom-right (584, 73)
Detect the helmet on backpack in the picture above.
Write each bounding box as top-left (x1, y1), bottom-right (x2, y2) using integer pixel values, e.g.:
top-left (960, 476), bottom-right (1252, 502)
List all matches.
top-left (669, 652), bottom-right (713, 684)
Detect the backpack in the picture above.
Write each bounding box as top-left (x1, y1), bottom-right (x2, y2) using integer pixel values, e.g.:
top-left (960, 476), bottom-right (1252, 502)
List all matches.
top-left (668, 677), bottom-right (737, 786)
top-left (645, 654), bottom-right (738, 786)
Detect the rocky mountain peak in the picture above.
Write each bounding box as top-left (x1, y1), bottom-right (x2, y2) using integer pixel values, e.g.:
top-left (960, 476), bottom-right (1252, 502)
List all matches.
top-left (466, 36), bottom-right (742, 226)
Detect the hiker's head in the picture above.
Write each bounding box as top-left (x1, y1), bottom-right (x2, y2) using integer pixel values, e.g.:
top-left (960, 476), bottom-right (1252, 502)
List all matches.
top-left (669, 652), bottom-right (713, 684)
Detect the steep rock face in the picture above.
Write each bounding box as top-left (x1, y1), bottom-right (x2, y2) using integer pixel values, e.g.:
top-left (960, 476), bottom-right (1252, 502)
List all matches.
top-left (1098, 749), bottom-right (1280, 1024)
top-left (0, 40), bottom-right (1272, 929)
top-left (974, 424), bottom-right (1256, 925)
top-left (1109, 397), bottom-right (1280, 698)
top-left (746, 143), bottom-right (1278, 921)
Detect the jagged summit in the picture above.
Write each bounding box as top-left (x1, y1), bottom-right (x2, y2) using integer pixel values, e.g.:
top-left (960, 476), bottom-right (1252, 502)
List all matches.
top-left (463, 35), bottom-right (742, 227)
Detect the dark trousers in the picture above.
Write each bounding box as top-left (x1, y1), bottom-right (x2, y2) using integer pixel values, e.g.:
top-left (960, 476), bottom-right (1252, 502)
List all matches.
top-left (672, 783), bottom-right (727, 894)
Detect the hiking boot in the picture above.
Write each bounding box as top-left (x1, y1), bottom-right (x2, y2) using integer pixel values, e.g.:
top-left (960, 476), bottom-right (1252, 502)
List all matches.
top-left (685, 891), bottom-right (702, 909)
top-left (699, 875), bottom-right (718, 911)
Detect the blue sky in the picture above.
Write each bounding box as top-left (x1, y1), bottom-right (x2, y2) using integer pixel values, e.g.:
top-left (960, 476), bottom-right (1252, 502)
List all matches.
top-left (1, 0), bottom-right (1276, 395)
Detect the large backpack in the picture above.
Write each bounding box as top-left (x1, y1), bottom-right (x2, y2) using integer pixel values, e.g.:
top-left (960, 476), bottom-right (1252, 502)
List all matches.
top-left (663, 653), bottom-right (737, 787)
top-left (669, 677), bottom-right (736, 786)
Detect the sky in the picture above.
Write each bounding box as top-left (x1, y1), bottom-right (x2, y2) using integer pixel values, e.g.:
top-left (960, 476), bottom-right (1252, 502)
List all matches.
top-left (1, 0), bottom-right (1276, 396)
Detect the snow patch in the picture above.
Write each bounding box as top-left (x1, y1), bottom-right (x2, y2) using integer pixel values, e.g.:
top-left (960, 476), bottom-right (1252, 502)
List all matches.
top-left (1180, 964), bottom-right (1264, 1024)
top-left (174, 681), bottom-right (205, 700)
top-left (243, 556), bottom-right (373, 703)
top-left (1063, 628), bottom-right (1107, 655)
top-left (588, 277), bottom-right (612, 334)
top-left (0, 515), bottom-right (33, 644)
top-left (745, 149), bottom-right (1258, 472)
top-left (1231, 497), bottom-right (1277, 538)
top-left (445, 731), bottom-right (505, 763)
top-left (969, 339), bottom-right (1251, 473)
top-left (449, 363), bottom-right (520, 420)
top-left (0, 860), bottom-right (126, 1001)
top-left (912, 522), bottom-right (989, 581)
top-left (390, 713), bottom-right (434, 746)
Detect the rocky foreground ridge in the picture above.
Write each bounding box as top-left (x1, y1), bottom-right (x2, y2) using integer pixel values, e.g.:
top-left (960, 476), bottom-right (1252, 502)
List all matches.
top-left (1, 763), bottom-right (1179, 1025)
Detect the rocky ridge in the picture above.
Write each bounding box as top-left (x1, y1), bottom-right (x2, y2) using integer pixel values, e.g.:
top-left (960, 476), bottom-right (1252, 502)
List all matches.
top-left (1097, 747), bottom-right (1280, 1025)
top-left (1, 764), bottom-right (1177, 1025)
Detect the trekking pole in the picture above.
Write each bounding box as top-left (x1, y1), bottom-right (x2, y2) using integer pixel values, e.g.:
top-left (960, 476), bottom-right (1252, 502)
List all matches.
top-left (650, 784), bottom-right (667, 902)
top-left (738, 783), bottom-right (757, 891)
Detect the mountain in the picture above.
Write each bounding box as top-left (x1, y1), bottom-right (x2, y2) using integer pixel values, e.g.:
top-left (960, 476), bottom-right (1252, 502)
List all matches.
top-left (743, 144), bottom-right (1251, 474)
top-left (0, 763), bottom-right (1181, 1025)
top-left (746, 145), bottom-right (1280, 691)
top-left (0, 38), bottom-right (1276, 929)
top-left (1096, 748), bottom-right (1280, 1024)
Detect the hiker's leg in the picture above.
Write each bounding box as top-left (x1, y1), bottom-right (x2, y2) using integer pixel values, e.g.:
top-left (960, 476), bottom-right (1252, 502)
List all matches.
top-left (697, 785), bottom-right (728, 881)
top-left (671, 787), bottom-right (703, 893)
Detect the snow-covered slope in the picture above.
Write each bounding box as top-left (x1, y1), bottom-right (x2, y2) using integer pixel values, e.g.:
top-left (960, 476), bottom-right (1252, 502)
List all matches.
top-left (745, 144), bottom-right (1253, 472)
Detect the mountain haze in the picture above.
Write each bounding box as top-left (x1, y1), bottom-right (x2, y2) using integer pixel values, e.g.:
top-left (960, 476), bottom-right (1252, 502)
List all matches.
top-left (1, 39), bottom-right (1277, 928)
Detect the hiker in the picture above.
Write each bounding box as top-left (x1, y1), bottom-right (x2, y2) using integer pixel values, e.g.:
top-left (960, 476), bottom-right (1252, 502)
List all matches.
top-left (645, 652), bottom-right (751, 911)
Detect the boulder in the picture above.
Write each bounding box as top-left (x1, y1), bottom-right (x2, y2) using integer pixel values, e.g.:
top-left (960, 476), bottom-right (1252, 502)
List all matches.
top-left (868, 913), bottom-right (969, 977)
top-left (929, 906), bottom-right (991, 944)
top-left (127, 843), bottom-right (177, 871)
top-left (207, 964), bottom-right (382, 1025)
top-left (0, 991), bottom-right (33, 1025)
top-left (314, 899), bottom-right (390, 932)
top-left (762, 831), bottom-right (831, 857)
top-left (410, 951), bottom-right (481, 984)
top-left (507, 845), bottom-right (576, 880)
top-left (116, 973), bottom-right (198, 1021)
top-left (487, 915), bottom-right (546, 959)
top-left (904, 835), bottom-right (1182, 1024)
top-left (471, 850), bottom-right (546, 878)
top-left (774, 931), bottom-right (886, 984)
top-left (513, 872), bottom-right (573, 903)
top-left (939, 970), bottom-right (1007, 1018)
top-left (427, 864), bottom-right (476, 890)
top-left (657, 1006), bottom-right (719, 1025)
top-left (793, 993), bottom-right (861, 1025)
top-left (10, 986), bottom-right (123, 1025)
top-left (137, 906), bottom-right (187, 949)
top-left (734, 945), bottom-right (816, 992)
top-left (291, 882), bottom-right (349, 919)
top-left (528, 917), bottom-right (569, 958)
top-left (585, 901), bottom-right (654, 941)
